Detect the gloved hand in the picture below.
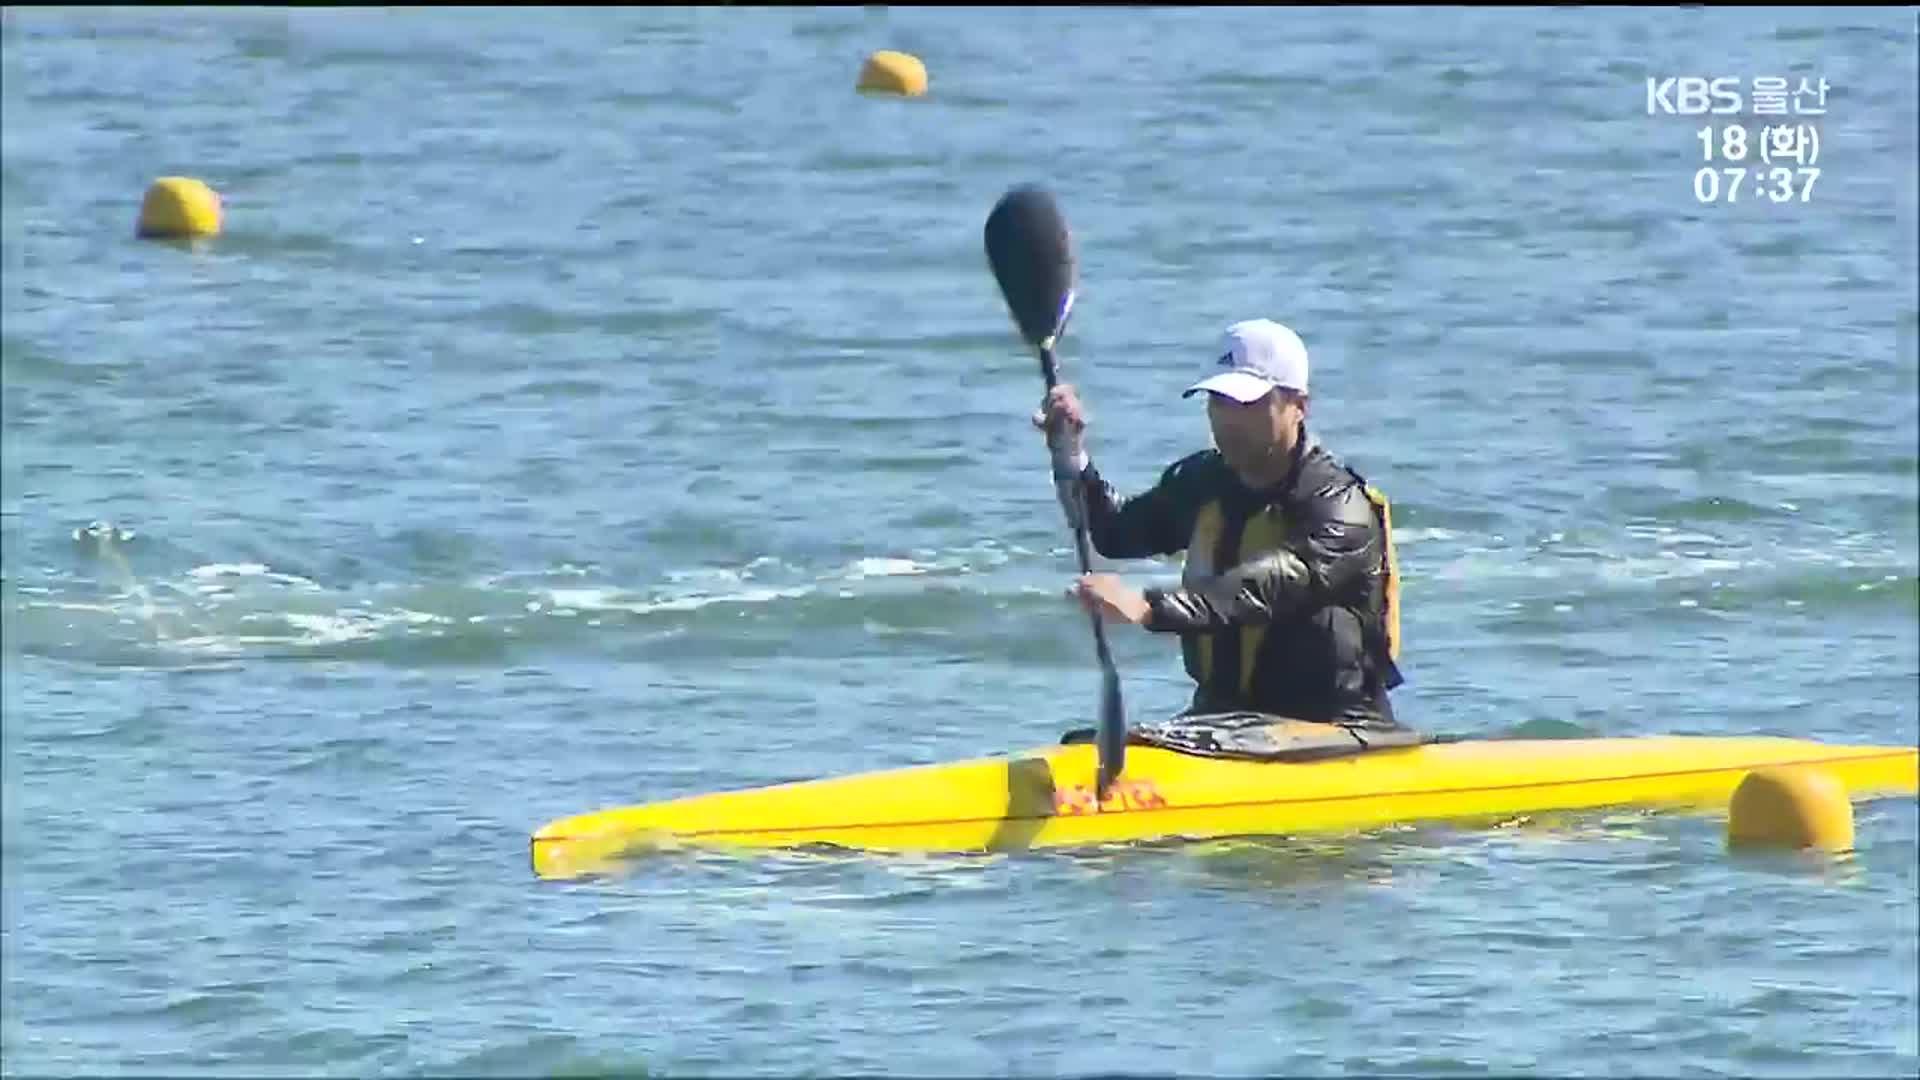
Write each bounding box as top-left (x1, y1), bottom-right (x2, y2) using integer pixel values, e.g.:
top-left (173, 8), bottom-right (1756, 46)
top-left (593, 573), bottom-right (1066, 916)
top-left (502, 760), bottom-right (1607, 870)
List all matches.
top-left (1032, 384), bottom-right (1090, 526)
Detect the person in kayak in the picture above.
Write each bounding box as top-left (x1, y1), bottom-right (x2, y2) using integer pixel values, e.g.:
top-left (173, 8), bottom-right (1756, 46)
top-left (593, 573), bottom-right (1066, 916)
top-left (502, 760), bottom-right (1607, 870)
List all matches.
top-left (1034, 318), bottom-right (1406, 732)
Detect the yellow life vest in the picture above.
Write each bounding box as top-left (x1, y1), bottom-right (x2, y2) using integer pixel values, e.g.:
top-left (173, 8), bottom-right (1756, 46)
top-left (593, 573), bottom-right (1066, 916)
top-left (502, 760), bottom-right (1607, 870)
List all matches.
top-left (1181, 476), bottom-right (1401, 700)
top-left (1182, 501), bottom-right (1290, 702)
top-left (1361, 482), bottom-right (1400, 663)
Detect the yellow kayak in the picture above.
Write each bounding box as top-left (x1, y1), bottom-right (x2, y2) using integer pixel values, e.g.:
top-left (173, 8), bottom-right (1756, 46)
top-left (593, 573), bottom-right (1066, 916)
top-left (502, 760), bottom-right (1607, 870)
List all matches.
top-left (530, 729), bottom-right (1918, 880)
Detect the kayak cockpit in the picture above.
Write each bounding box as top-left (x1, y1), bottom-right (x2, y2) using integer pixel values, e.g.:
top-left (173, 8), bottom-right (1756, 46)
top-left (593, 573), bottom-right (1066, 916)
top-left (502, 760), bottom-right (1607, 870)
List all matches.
top-left (1059, 711), bottom-right (1432, 763)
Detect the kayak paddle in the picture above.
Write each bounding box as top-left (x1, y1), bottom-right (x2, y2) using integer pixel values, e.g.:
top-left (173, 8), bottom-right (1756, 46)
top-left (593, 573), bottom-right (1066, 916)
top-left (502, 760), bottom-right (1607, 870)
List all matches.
top-left (983, 183), bottom-right (1126, 803)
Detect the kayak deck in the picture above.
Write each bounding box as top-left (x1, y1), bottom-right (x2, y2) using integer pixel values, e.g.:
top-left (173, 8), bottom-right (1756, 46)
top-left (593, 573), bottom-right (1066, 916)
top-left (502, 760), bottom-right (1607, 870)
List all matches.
top-left (530, 735), bottom-right (1919, 879)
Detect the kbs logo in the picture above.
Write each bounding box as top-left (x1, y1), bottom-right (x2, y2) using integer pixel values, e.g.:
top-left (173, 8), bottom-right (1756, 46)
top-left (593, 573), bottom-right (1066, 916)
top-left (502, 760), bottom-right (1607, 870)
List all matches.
top-left (1647, 77), bottom-right (1742, 115)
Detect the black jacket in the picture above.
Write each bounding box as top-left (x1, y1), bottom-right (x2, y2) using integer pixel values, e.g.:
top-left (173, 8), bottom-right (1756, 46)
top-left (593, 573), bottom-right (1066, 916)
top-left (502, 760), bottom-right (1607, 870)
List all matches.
top-left (1070, 425), bottom-right (1404, 729)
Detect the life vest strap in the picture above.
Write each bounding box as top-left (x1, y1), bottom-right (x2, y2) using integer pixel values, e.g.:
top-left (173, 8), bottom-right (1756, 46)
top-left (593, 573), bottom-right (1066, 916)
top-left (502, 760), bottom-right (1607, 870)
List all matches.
top-left (1352, 470), bottom-right (1404, 690)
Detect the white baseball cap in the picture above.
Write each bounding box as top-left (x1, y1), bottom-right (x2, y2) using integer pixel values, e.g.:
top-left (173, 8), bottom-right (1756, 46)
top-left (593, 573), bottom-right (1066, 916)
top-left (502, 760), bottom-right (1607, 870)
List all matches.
top-left (1182, 319), bottom-right (1310, 403)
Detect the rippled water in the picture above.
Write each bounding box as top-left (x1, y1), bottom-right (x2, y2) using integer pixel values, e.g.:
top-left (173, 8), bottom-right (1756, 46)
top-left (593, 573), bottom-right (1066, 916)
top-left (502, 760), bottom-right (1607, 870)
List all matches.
top-left (5, 6), bottom-right (1916, 1076)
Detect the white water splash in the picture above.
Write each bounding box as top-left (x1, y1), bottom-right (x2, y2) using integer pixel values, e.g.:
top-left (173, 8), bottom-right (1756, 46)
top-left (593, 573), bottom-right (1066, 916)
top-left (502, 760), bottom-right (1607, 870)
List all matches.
top-left (186, 563), bottom-right (325, 595)
top-left (544, 586), bottom-right (622, 610)
top-left (187, 562), bottom-right (273, 579)
top-left (637, 585), bottom-right (816, 613)
top-left (540, 582), bottom-right (817, 615)
top-left (845, 557), bottom-right (932, 579)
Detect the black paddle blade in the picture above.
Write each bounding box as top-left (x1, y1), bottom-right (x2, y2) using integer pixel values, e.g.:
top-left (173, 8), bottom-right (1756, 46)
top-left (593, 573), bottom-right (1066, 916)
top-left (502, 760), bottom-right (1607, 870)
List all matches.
top-left (984, 184), bottom-right (1077, 349)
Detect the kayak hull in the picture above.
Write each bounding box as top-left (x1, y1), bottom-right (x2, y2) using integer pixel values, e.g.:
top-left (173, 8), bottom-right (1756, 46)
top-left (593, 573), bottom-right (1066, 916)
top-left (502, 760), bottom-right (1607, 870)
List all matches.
top-left (530, 736), bottom-right (1919, 879)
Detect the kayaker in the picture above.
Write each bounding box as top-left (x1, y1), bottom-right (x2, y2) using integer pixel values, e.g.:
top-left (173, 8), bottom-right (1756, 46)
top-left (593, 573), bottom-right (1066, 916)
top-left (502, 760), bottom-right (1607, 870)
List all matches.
top-left (1033, 318), bottom-right (1406, 732)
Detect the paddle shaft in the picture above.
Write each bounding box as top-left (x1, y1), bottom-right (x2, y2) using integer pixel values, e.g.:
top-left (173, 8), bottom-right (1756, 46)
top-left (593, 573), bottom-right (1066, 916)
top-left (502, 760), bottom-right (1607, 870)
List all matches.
top-left (1040, 347), bottom-right (1099, 583)
top-left (1040, 344), bottom-right (1125, 798)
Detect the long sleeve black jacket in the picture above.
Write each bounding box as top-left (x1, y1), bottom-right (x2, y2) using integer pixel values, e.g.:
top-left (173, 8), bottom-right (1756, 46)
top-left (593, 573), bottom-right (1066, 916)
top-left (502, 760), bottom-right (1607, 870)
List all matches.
top-left (1065, 428), bottom-right (1403, 729)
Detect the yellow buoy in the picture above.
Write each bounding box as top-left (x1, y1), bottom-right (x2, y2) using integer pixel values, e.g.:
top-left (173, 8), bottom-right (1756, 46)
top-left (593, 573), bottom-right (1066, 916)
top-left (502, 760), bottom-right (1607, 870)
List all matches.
top-left (856, 50), bottom-right (927, 97)
top-left (1726, 767), bottom-right (1855, 852)
top-left (136, 176), bottom-right (222, 240)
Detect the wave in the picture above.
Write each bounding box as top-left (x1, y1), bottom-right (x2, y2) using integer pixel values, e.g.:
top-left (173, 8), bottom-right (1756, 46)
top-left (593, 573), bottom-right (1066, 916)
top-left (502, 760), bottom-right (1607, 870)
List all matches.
top-left (8, 508), bottom-right (1912, 672)
top-left (2, 544), bottom-right (1082, 670)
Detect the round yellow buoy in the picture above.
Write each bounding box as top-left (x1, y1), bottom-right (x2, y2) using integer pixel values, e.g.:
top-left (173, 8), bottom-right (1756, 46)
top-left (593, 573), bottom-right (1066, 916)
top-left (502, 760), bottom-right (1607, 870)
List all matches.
top-left (136, 176), bottom-right (222, 240)
top-left (857, 50), bottom-right (927, 97)
top-left (1726, 767), bottom-right (1855, 853)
